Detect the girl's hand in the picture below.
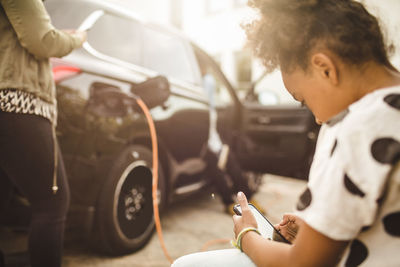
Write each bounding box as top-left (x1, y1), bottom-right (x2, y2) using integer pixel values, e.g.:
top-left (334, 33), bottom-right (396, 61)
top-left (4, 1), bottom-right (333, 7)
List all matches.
top-left (232, 192), bottom-right (257, 238)
top-left (274, 213), bottom-right (301, 243)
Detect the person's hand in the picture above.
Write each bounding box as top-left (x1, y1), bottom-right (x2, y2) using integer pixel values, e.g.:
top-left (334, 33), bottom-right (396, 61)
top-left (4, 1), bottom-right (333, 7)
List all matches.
top-left (62, 29), bottom-right (76, 34)
top-left (63, 29), bottom-right (87, 46)
top-left (274, 213), bottom-right (301, 243)
top-left (232, 192), bottom-right (257, 238)
top-left (74, 31), bottom-right (87, 46)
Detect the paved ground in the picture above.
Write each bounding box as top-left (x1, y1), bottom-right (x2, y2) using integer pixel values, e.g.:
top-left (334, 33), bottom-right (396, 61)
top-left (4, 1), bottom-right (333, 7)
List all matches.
top-left (0, 174), bottom-right (306, 267)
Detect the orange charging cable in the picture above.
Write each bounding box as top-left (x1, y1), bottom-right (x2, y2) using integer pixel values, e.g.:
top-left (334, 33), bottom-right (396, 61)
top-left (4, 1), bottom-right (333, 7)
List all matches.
top-left (136, 96), bottom-right (232, 264)
top-left (136, 98), bottom-right (174, 264)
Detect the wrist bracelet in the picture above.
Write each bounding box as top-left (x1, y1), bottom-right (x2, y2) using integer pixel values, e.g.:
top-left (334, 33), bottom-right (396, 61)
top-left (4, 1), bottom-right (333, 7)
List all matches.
top-left (232, 227), bottom-right (260, 252)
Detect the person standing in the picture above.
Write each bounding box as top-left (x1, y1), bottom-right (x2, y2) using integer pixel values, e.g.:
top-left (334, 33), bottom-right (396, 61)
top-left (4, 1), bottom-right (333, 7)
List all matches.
top-left (0, 0), bottom-right (86, 266)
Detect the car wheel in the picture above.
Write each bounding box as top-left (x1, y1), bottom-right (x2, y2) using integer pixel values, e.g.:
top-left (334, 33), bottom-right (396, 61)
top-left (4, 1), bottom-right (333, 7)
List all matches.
top-left (93, 144), bottom-right (166, 255)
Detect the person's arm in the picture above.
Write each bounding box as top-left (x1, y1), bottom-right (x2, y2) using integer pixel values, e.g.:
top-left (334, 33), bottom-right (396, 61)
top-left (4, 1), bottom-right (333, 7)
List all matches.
top-left (233, 192), bottom-right (348, 267)
top-left (1, 0), bottom-right (85, 59)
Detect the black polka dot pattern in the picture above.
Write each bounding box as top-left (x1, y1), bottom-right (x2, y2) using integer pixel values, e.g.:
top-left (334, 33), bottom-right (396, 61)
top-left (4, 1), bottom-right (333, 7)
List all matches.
top-left (371, 138), bottom-right (400, 165)
top-left (330, 139), bottom-right (337, 156)
top-left (296, 187), bottom-right (312, 211)
top-left (361, 226), bottom-right (371, 233)
top-left (382, 212), bottom-right (400, 237)
top-left (344, 174), bottom-right (365, 197)
top-left (345, 239), bottom-right (369, 267)
top-left (384, 94), bottom-right (400, 110)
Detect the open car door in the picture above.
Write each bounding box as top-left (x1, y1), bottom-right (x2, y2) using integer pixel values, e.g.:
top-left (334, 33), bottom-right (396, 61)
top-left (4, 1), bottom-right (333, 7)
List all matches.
top-left (193, 45), bottom-right (319, 180)
top-left (234, 102), bottom-right (319, 180)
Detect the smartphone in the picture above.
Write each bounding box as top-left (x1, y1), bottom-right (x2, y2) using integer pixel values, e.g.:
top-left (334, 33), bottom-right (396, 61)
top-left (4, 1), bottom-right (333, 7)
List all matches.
top-left (233, 204), bottom-right (291, 244)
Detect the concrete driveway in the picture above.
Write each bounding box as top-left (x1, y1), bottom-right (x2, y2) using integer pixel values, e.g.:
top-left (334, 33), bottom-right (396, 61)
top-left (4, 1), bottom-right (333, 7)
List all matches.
top-left (0, 175), bottom-right (306, 267)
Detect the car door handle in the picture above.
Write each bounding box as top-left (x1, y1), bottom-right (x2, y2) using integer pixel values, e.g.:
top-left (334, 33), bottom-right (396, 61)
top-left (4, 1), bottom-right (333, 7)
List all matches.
top-left (257, 115), bottom-right (271, 124)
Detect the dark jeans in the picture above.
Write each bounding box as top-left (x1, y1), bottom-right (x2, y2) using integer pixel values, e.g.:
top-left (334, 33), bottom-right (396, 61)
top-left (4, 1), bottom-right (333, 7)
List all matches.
top-left (0, 111), bottom-right (70, 267)
top-left (205, 149), bottom-right (254, 205)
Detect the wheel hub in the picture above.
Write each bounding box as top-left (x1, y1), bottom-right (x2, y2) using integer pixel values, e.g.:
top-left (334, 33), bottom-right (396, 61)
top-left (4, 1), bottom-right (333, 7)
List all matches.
top-left (124, 186), bottom-right (146, 221)
top-left (115, 164), bottom-right (156, 239)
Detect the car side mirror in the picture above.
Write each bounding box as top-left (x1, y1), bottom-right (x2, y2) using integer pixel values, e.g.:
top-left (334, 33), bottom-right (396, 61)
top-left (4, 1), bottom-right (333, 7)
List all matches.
top-left (131, 75), bottom-right (170, 109)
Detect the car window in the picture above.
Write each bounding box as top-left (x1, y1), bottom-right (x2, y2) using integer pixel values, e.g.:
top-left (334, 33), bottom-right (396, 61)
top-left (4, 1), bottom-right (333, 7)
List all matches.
top-left (88, 14), bottom-right (143, 66)
top-left (142, 27), bottom-right (197, 84)
top-left (87, 14), bottom-right (198, 85)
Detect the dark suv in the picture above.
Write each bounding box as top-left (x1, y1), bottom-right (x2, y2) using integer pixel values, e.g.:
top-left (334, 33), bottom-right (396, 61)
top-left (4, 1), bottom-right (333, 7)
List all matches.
top-left (0, 0), bottom-right (319, 256)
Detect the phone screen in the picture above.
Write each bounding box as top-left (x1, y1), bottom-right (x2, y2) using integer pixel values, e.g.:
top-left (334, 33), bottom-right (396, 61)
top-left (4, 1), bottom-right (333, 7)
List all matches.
top-left (234, 204), bottom-right (291, 244)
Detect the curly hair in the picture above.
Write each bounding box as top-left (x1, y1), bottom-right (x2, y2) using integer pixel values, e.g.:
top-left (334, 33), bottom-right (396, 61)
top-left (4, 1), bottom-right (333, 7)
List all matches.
top-left (244, 0), bottom-right (395, 73)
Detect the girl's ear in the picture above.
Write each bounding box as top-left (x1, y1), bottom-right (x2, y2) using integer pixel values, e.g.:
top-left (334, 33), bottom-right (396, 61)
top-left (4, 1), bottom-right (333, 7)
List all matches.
top-left (311, 53), bottom-right (339, 85)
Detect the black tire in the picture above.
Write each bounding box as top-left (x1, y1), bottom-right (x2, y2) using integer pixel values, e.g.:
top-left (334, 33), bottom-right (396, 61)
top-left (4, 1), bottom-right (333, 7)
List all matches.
top-left (93, 144), bottom-right (166, 255)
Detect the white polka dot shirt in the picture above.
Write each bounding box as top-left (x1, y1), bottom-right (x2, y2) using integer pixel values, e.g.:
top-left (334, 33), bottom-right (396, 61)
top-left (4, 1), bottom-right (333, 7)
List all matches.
top-left (296, 86), bottom-right (400, 266)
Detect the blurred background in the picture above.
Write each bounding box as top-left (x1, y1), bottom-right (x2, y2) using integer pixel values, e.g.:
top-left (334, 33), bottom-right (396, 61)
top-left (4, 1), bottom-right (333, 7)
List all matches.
top-left (109, 0), bottom-right (400, 105)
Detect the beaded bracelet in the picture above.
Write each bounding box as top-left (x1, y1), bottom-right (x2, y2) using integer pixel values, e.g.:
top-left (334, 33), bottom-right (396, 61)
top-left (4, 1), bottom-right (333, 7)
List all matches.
top-left (231, 227), bottom-right (260, 252)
